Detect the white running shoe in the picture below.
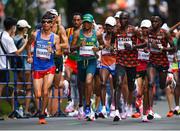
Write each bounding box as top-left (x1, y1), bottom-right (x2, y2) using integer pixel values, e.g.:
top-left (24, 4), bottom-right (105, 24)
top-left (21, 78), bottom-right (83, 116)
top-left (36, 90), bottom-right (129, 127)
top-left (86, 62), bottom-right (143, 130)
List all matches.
top-left (65, 100), bottom-right (74, 113)
top-left (147, 109), bottom-right (154, 120)
top-left (126, 105), bottom-right (133, 117)
top-left (142, 115), bottom-right (149, 122)
top-left (77, 106), bottom-right (84, 120)
top-left (154, 112), bottom-right (161, 119)
top-left (68, 110), bottom-right (78, 117)
top-left (110, 110), bottom-right (116, 118)
top-left (99, 106), bottom-right (108, 118)
top-left (120, 112), bottom-right (127, 119)
top-left (113, 110), bottom-right (121, 122)
top-left (87, 111), bottom-right (96, 121)
top-left (173, 106), bottom-right (180, 115)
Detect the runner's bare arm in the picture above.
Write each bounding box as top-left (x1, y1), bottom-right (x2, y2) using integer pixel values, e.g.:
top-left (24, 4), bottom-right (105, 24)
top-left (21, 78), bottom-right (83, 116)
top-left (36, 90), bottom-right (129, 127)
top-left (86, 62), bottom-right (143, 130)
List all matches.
top-left (16, 35), bottom-right (29, 55)
top-left (54, 34), bottom-right (61, 55)
top-left (70, 30), bottom-right (80, 51)
top-left (163, 32), bottom-right (175, 52)
top-left (169, 21), bottom-right (180, 33)
top-left (94, 31), bottom-right (104, 51)
top-left (27, 31), bottom-right (36, 58)
top-left (58, 25), bottom-right (68, 49)
top-left (26, 31), bottom-right (36, 63)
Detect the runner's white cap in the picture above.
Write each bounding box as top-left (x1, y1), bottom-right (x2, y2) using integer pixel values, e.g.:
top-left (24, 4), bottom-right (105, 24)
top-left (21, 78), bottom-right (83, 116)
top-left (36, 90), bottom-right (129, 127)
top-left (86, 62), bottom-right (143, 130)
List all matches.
top-left (17, 19), bottom-right (31, 28)
top-left (161, 23), bottom-right (169, 31)
top-left (114, 11), bottom-right (122, 18)
top-left (48, 9), bottom-right (58, 16)
top-left (105, 16), bottom-right (116, 26)
top-left (140, 19), bottom-right (151, 28)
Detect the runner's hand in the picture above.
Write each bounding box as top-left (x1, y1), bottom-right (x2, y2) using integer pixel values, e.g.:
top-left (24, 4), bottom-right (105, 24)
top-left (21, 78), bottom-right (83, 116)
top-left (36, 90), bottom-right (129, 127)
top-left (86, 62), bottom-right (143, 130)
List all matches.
top-left (92, 47), bottom-right (99, 52)
top-left (47, 45), bottom-right (53, 53)
top-left (124, 43), bottom-right (132, 50)
top-left (27, 57), bottom-right (33, 64)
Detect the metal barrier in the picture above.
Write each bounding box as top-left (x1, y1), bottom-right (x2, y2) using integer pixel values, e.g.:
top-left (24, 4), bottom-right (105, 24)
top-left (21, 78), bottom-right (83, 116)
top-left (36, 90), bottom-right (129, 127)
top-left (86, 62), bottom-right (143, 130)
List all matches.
top-left (0, 54), bottom-right (66, 118)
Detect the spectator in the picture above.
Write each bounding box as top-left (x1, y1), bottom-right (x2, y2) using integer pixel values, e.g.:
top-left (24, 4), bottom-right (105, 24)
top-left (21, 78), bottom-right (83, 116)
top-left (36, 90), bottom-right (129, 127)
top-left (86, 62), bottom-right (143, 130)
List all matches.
top-left (13, 19), bottom-right (31, 117)
top-left (0, 17), bottom-right (27, 119)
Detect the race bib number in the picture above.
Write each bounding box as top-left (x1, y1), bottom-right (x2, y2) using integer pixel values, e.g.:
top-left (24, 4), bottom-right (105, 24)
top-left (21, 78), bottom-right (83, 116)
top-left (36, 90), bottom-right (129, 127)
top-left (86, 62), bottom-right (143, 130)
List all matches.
top-left (36, 48), bottom-right (51, 59)
top-left (79, 46), bottom-right (95, 56)
top-left (101, 48), bottom-right (111, 55)
top-left (117, 40), bottom-right (132, 50)
top-left (177, 50), bottom-right (180, 61)
top-left (138, 51), bottom-right (150, 60)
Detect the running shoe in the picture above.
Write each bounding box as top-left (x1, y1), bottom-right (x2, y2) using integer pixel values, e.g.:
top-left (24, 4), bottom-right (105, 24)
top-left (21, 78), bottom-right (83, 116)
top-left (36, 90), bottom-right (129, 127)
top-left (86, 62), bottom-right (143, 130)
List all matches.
top-left (86, 111), bottom-right (95, 121)
top-left (166, 110), bottom-right (174, 117)
top-left (173, 106), bottom-right (180, 115)
top-left (68, 110), bottom-right (78, 117)
top-left (154, 112), bottom-right (161, 119)
top-left (24, 112), bottom-right (31, 118)
top-left (147, 109), bottom-right (154, 120)
top-left (126, 105), bottom-right (133, 117)
top-left (94, 112), bottom-right (99, 119)
top-left (109, 110), bottom-right (116, 118)
top-left (98, 106), bottom-right (107, 118)
top-left (65, 100), bottom-right (74, 113)
top-left (77, 106), bottom-right (84, 120)
top-left (142, 115), bottom-right (149, 122)
top-left (120, 112), bottom-right (127, 119)
top-left (113, 115), bottom-right (121, 122)
top-left (132, 112), bottom-right (141, 118)
top-left (85, 106), bottom-right (91, 119)
top-left (113, 110), bottom-right (121, 122)
top-left (38, 115), bottom-right (47, 124)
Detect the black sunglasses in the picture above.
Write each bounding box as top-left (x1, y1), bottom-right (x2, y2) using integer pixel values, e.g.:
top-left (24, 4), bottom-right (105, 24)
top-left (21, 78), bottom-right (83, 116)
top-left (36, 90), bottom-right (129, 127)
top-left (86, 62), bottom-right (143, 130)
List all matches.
top-left (41, 20), bottom-right (52, 24)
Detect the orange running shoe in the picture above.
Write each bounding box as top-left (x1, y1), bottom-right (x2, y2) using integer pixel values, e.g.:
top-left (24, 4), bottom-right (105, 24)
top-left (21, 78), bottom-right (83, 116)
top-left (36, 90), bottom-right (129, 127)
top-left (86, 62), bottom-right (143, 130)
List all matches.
top-left (166, 111), bottom-right (174, 117)
top-left (39, 118), bottom-right (47, 124)
top-left (132, 112), bottom-right (141, 118)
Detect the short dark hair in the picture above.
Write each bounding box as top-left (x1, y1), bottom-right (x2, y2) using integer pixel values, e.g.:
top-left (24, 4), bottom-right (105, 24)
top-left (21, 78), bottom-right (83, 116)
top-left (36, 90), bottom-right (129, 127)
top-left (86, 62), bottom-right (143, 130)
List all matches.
top-left (119, 11), bottom-right (129, 19)
top-left (4, 16), bottom-right (17, 30)
top-left (73, 12), bottom-right (82, 19)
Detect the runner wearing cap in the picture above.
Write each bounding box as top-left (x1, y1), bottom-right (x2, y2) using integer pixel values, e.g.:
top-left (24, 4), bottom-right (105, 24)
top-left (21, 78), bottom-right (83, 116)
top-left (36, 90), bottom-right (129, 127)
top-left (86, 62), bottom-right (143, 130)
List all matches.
top-left (132, 19), bottom-right (151, 121)
top-left (46, 9), bottom-right (68, 116)
top-left (27, 13), bottom-right (61, 124)
top-left (71, 13), bottom-right (103, 121)
top-left (14, 19), bottom-right (31, 117)
top-left (97, 16), bottom-right (116, 119)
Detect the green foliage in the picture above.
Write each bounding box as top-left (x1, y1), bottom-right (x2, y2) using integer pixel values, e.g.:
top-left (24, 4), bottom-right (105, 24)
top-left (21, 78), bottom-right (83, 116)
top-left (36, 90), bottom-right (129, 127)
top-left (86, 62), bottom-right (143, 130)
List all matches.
top-left (0, 100), bottom-right (12, 115)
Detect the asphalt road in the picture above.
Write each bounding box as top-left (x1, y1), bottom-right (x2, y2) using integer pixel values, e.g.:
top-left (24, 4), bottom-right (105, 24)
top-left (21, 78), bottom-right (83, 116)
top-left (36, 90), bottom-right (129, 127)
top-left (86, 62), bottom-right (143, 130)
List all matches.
top-left (0, 101), bottom-right (180, 130)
